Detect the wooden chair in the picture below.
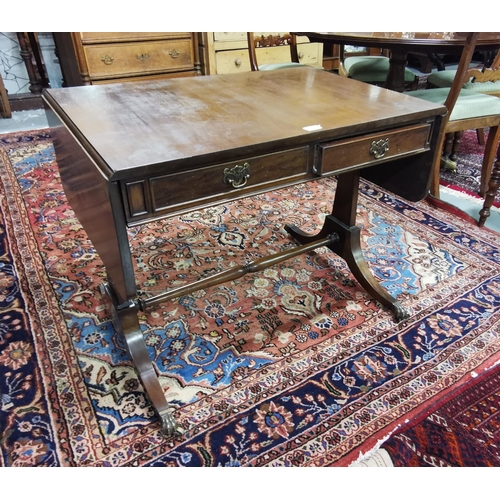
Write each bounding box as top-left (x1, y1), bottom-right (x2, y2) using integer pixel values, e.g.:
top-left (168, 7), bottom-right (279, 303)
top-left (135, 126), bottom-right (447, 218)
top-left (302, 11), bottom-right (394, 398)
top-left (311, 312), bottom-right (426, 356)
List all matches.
top-left (427, 49), bottom-right (500, 150)
top-left (247, 32), bottom-right (307, 71)
top-left (338, 44), bottom-right (419, 90)
top-left (405, 32), bottom-right (500, 226)
top-left (427, 49), bottom-right (500, 97)
top-left (0, 73), bottom-right (12, 119)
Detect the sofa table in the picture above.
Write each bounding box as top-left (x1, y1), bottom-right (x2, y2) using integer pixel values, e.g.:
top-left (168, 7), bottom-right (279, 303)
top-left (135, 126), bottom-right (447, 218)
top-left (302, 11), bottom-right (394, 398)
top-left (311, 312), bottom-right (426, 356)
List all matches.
top-left (43, 67), bottom-right (446, 436)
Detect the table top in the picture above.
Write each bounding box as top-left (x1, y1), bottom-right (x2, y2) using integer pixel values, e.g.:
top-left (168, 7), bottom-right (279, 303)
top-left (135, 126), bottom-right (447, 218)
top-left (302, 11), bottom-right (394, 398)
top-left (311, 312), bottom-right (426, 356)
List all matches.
top-left (294, 32), bottom-right (500, 52)
top-left (43, 67), bottom-right (445, 181)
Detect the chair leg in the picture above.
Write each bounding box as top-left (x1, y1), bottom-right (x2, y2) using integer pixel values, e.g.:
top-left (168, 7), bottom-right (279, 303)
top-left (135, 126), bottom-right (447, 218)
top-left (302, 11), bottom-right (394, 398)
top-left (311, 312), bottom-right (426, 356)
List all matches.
top-left (480, 125), bottom-right (500, 196)
top-left (478, 139), bottom-right (500, 227)
top-left (439, 132), bottom-right (457, 173)
top-left (476, 128), bottom-right (485, 146)
top-left (429, 133), bottom-right (446, 198)
top-left (450, 131), bottom-right (463, 162)
top-left (443, 132), bottom-right (454, 156)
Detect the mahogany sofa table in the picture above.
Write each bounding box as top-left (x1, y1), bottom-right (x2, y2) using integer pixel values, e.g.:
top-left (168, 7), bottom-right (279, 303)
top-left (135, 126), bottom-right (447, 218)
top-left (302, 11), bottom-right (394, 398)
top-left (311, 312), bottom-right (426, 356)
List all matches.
top-left (43, 67), bottom-right (446, 436)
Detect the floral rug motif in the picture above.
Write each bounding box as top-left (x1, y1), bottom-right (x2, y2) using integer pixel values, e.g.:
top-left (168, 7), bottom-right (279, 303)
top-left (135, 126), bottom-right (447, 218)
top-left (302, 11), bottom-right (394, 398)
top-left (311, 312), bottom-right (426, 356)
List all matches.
top-left (1, 130), bottom-right (500, 467)
top-left (440, 128), bottom-right (500, 208)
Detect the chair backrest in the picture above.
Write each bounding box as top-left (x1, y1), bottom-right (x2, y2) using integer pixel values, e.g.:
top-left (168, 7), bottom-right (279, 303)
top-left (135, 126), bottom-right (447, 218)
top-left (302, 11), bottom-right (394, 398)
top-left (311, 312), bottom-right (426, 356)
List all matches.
top-left (467, 48), bottom-right (500, 83)
top-left (442, 32), bottom-right (480, 115)
top-left (246, 32), bottom-right (299, 71)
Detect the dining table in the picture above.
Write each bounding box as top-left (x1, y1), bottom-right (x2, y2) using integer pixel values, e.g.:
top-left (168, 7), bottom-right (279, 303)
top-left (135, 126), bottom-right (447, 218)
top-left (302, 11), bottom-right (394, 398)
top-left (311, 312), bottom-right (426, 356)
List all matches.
top-left (293, 32), bottom-right (500, 92)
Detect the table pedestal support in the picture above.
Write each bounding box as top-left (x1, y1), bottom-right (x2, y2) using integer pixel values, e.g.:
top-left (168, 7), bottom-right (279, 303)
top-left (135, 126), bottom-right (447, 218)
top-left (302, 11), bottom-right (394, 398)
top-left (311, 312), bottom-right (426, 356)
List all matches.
top-left (99, 169), bottom-right (409, 436)
top-left (286, 171), bottom-right (409, 322)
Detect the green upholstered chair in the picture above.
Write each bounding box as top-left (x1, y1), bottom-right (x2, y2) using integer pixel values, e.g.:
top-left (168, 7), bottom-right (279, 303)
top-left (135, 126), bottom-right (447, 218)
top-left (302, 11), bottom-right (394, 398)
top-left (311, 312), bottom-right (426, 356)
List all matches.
top-left (338, 45), bottom-right (418, 89)
top-left (427, 50), bottom-right (500, 147)
top-left (342, 53), bottom-right (419, 88)
top-left (406, 33), bottom-right (500, 226)
top-left (428, 69), bottom-right (500, 95)
top-left (427, 49), bottom-right (500, 97)
top-left (405, 32), bottom-right (500, 226)
top-left (247, 33), bottom-right (309, 71)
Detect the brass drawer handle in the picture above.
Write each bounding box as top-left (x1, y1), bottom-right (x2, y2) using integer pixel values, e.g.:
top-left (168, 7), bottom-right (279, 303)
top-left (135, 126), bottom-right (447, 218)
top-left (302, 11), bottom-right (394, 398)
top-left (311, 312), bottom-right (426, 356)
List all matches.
top-left (100, 54), bottom-right (114, 65)
top-left (223, 162), bottom-right (251, 188)
top-left (169, 49), bottom-right (180, 59)
top-left (369, 138), bottom-right (389, 159)
top-left (136, 53), bottom-right (150, 62)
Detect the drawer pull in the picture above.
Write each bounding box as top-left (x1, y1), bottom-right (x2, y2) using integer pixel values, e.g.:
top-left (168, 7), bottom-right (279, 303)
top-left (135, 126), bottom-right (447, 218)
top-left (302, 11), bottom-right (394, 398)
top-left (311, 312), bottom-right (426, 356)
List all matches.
top-left (169, 49), bottom-right (180, 59)
top-left (136, 53), bottom-right (150, 62)
top-left (223, 162), bottom-right (251, 188)
top-left (369, 138), bottom-right (389, 159)
top-left (100, 54), bottom-right (114, 65)
top-left (235, 58), bottom-right (242, 67)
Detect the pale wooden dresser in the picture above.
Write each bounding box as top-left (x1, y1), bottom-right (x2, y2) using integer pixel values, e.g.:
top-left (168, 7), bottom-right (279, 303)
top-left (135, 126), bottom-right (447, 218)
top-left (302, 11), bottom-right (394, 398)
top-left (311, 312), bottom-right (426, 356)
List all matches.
top-left (198, 32), bottom-right (323, 74)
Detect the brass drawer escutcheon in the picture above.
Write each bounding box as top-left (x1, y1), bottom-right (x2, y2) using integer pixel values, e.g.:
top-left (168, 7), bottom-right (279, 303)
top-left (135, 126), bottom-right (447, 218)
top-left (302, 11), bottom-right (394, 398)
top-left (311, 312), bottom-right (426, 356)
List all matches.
top-left (136, 53), bottom-right (150, 62)
top-left (169, 49), bottom-right (180, 58)
top-left (100, 54), bottom-right (115, 65)
top-left (369, 138), bottom-right (390, 159)
top-left (223, 162), bottom-right (251, 188)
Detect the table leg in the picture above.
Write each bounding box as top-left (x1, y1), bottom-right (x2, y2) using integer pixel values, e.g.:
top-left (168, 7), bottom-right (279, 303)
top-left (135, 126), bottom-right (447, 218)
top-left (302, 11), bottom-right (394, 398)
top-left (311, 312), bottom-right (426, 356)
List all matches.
top-left (99, 284), bottom-right (182, 436)
top-left (285, 171), bottom-right (409, 321)
top-left (385, 50), bottom-right (409, 92)
top-left (48, 119), bottom-right (181, 436)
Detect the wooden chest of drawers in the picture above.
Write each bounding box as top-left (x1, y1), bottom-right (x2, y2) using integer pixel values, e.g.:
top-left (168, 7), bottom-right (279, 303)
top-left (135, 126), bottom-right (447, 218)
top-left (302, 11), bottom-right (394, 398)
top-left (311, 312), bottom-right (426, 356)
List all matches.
top-left (198, 32), bottom-right (323, 75)
top-left (64, 32), bottom-right (201, 85)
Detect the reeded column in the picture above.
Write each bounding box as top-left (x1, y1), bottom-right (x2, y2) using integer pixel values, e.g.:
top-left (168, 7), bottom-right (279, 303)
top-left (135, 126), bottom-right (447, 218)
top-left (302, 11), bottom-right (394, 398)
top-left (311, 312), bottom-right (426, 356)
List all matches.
top-left (16, 32), bottom-right (42, 94)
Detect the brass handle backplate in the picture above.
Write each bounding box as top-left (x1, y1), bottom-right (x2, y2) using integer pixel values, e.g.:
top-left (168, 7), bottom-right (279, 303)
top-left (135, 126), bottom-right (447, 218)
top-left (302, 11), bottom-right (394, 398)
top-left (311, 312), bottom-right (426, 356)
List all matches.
top-left (169, 49), bottom-right (180, 59)
top-left (223, 162), bottom-right (251, 188)
top-left (101, 54), bottom-right (114, 65)
top-left (369, 138), bottom-right (389, 159)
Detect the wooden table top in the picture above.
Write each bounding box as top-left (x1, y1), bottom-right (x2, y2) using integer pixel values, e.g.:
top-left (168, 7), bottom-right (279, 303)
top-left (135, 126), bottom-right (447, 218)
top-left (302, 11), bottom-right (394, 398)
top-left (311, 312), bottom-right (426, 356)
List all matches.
top-left (43, 67), bottom-right (445, 180)
top-left (294, 32), bottom-right (500, 52)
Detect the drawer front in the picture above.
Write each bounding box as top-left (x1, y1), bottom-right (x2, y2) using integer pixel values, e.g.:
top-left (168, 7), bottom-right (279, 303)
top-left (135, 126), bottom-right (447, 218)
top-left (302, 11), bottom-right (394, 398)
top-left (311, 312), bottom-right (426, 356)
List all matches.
top-left (83, 39), bottom-right (194, 79)
top-left (215, 44), bottom-right (322, 74)
top-left (124, 147), bottom-right (309, 222)
top-left (213, 32), bottom-right (248, 43)
top-left (317, 123), bottom-right (432, 175)
top-left (80, 32), bottom-right (189, 43)
top-left (213, 32), bottom-right (313, 48)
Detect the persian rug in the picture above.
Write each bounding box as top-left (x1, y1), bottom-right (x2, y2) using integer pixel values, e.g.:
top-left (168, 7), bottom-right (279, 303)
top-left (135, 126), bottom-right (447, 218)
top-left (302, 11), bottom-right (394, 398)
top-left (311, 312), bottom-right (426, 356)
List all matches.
top-left (381, 363), bottom-right (500, 466)
top-left (439, 128), bottom-right (500, 209)
top-left (1, 129), bottom-right (500, 467)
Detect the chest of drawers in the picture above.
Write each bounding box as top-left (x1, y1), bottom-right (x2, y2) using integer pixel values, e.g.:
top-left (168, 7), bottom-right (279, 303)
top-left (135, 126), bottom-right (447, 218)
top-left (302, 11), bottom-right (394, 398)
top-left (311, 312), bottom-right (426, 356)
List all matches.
top-left (61, 32), bottom-right (201, 85)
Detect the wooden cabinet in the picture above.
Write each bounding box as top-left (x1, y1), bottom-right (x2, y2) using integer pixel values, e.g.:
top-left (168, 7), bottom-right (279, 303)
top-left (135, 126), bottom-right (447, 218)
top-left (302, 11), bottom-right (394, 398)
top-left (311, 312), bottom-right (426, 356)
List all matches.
top-left (198, 32), bottom-right (323, 75)
top-left (58, 32), bottom-right (201, 86)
